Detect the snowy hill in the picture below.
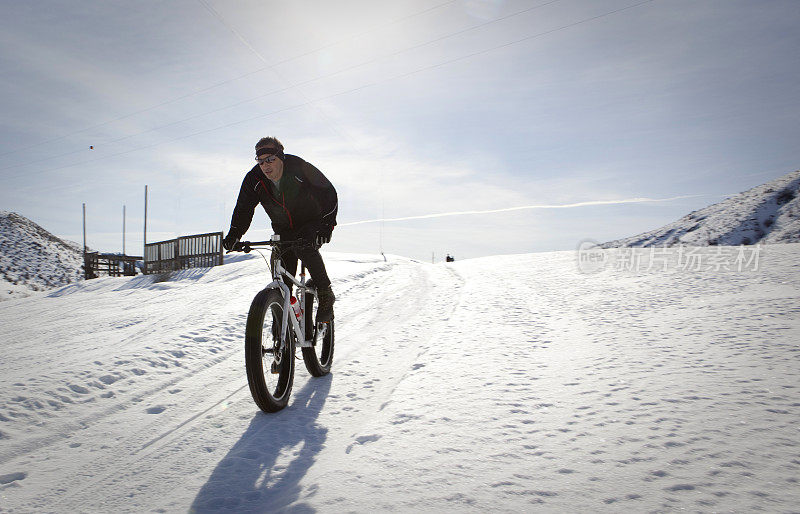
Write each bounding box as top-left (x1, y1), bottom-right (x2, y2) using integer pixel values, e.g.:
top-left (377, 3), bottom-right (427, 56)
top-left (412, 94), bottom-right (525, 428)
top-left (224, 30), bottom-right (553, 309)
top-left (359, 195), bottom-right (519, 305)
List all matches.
top-left (0, 211), bottom-right (85, 300)
top-left (602, 169), bottom-right (800, 247)
top-left (1, 247), bottom-right (799, 512)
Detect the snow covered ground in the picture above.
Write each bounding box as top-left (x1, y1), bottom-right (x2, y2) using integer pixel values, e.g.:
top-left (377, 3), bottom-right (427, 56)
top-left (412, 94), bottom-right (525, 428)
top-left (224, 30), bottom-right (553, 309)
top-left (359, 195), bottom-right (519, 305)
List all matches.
top-left (1, 246), bottom-right (799, 512)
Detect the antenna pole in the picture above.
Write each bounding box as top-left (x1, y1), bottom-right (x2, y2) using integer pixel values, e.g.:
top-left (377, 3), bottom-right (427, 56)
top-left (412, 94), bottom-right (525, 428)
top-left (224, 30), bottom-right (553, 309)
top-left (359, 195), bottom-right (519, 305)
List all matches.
top-left (123, 204), bottom-right (126, 255)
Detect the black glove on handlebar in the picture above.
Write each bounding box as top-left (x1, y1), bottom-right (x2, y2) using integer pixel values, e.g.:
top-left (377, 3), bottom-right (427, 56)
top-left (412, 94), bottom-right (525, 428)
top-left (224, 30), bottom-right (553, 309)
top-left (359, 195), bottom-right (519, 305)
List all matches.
top-left (297, 222), bottom-right (334, 249)
top-left (315, 224), bottom-right (333, 247)
top-left (223, 233), bottom-right (240, 252)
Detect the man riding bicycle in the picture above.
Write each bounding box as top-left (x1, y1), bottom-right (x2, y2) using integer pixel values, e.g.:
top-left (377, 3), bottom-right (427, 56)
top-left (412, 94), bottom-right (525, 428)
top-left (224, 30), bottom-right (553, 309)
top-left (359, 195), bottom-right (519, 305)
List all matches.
top-left (223, 136), bottom-right (338, 323)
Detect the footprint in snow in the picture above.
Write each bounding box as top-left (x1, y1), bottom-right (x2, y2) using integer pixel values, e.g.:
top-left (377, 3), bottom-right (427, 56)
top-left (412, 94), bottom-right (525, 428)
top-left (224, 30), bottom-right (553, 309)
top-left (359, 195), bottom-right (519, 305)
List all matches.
top-left (0, 472), bottom-right (27, 485)
top-left (146, 406), bottom-right (166, 414)
top-left (390, 414), bottom-right (422, 425)
top-left (345, 434), bottom-right (382, 454)
top-left (355, 434), bottom-right (381, 444)
top-left (665, 483), bottom-right (696, 492)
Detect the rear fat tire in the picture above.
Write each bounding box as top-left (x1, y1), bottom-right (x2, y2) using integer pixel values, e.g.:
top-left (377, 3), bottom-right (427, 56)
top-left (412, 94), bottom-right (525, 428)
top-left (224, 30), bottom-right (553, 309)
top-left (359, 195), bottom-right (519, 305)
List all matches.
top-left (245, 288), bottom-right (295, 412)
top-left (302, 280), bottom-right (334, 377)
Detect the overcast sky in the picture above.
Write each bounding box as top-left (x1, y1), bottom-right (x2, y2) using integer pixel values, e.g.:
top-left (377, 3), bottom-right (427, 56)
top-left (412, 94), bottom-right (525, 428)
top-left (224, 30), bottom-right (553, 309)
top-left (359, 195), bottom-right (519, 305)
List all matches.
top-left (1, 0), bottom-right (798, 261)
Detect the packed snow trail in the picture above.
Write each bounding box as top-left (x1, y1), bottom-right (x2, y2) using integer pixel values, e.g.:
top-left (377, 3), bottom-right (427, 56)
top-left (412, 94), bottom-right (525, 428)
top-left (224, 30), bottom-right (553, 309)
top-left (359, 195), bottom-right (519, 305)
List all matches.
top-left (1, 246), bottom-right (799, 512)
top-left (0, 253), bottom-right (462, 512)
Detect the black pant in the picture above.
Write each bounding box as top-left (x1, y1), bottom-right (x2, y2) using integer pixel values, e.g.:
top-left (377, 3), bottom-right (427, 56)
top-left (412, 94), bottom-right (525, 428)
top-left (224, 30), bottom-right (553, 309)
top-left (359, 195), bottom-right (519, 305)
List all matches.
top-left (272, 245), bottom-right (331, 291)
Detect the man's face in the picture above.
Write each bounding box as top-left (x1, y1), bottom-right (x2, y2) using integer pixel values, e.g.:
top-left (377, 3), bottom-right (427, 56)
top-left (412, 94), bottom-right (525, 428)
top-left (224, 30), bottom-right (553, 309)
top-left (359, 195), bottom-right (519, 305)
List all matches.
top-left (257, 147), bottom-right (283, 182)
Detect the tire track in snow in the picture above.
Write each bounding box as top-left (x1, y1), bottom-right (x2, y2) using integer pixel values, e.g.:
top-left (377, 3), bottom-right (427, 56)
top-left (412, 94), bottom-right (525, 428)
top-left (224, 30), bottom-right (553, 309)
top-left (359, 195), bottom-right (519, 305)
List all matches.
top-left (0, 260), bottom-right (395, 464)
top-left (295, 258), bottom-right (566, 509)
top-left (182, 260), bottom-right (467, 513)
top-left (169, 260), bottom-right (465, 513)
top-left (126, 261), bottom-right (406, 455)
top-left (14, 259), bottom-right (409, 512)
top-left (1, 297), bottom-right (257, 510)
top-left (18, 352), bottom-right (249, 513)
top-left (0, 311), bottom-right (249, 465)
top-left (296, 262), bottom-right (466, 474)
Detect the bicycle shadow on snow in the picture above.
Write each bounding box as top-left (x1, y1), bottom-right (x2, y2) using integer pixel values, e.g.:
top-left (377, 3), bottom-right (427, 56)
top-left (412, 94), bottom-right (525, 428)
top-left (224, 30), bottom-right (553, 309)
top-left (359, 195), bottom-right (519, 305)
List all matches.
top-left (190, 374), bottom-right (332, 513)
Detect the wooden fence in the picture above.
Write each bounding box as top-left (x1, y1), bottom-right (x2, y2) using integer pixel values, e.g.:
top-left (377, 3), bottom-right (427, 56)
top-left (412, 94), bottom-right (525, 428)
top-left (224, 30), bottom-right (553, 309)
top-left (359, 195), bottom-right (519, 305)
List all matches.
top-left (144, 232), bottom-right (223, 274)
top-left (84, 253), bottom-right (141, 279)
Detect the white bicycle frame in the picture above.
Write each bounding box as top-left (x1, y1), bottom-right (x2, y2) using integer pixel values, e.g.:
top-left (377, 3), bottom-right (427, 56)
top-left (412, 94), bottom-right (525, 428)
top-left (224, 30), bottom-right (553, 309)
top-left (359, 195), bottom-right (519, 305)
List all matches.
top-left (265, 237), bottom-right (327, 349)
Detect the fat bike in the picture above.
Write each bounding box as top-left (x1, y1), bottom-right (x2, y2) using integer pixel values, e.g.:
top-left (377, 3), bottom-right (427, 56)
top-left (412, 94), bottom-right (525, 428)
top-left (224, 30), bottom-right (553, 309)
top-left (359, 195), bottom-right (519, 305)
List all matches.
top-left (230, 236), bottom-right (334, 413)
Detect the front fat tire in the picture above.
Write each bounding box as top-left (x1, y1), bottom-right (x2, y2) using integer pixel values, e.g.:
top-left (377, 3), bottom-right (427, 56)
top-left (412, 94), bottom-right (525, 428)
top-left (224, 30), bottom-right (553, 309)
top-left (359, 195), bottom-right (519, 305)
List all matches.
top-left (245, 288), bottom-right (295, 412)
top-left (302, 281), bottom-right (334, 377)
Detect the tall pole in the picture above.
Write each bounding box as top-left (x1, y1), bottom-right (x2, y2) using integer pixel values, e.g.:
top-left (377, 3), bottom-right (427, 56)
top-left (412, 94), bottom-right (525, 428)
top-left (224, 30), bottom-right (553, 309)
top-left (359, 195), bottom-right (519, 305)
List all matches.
top-left (82, 203), bottom-right (87, 256)
top-left (123, 205), bottom-right (126, 255)
top-left (82, 203), bottom-right (88, 280)
top-left (143, 185), bottom-right (148, 274)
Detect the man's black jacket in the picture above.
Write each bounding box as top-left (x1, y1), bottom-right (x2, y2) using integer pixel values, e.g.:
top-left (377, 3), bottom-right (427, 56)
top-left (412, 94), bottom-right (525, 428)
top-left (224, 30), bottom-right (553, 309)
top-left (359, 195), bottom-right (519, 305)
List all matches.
top-left (227, 154), bottom-right (338, 241)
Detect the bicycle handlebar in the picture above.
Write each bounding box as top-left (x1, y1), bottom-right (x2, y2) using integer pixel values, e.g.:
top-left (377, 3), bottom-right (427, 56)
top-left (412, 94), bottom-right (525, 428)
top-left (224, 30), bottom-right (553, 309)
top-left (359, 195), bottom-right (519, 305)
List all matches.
top-left (227, 239), bottom-right (308, 253)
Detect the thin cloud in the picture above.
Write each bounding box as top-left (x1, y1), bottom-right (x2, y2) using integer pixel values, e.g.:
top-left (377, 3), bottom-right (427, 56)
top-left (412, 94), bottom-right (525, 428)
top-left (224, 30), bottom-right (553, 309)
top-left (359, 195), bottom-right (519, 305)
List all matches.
top-left (340, 195), bottom-right (704, 226)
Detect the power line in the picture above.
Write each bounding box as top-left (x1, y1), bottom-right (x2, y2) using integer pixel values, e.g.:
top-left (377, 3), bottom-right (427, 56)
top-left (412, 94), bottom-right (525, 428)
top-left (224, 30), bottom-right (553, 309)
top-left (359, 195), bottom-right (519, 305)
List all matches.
top-left (1, 0), bottom-right (563, 174)
top-left (197, 0), bottom-right (268, 64)
top-left (11, 0), bottom-right (659, 183)
top-left (197, 0), bottom-right (363, 150)
top-left (0, 0), bottom-right (458, 160)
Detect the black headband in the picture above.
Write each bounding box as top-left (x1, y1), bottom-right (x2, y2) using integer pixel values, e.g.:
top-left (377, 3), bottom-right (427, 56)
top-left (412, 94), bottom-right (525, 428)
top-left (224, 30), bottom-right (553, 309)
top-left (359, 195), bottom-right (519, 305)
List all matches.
top-left (257, 147), bottom-right (284, 160)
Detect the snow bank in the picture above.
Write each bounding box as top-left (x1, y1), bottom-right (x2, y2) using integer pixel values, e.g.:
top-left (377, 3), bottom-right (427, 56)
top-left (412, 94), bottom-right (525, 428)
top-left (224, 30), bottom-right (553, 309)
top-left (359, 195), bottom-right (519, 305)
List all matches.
top-left (603, 169), bottom-right (800, 247)
top-left (0, 212), bottom-right (85, 300)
